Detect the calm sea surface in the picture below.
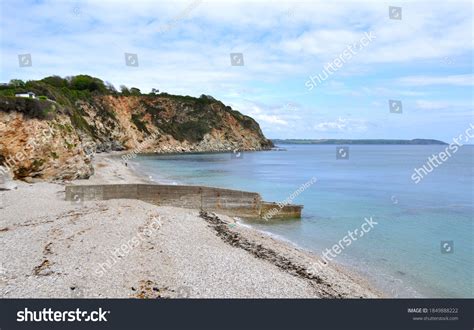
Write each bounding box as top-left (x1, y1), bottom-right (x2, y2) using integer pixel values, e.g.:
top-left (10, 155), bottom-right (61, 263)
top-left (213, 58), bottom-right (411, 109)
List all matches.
top-left (132, 145), bottom-right (473, 298)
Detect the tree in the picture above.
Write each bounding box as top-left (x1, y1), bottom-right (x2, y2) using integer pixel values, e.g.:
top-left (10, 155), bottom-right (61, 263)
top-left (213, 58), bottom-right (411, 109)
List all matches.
top-left (41, 75), bottom-right (68, 88)
top-left (200, 94), bottom-right (215, 100)
top-left (9, 79), bottom-right (25, 87)
top-left (105, 81), bottom-right (118, 94)
top-left (120, 85), bottom-right (130, 95)
top-left (70, 75), bottom-right (106, 93)
top-left (151, 88), bottom-right (159, 94)
top-left (129, 87), bottom-right (141, 96)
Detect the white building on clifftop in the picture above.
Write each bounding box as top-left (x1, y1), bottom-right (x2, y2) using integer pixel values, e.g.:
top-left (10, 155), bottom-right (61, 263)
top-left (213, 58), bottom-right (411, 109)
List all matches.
top-left (15, 92), bottom-right (36, 99)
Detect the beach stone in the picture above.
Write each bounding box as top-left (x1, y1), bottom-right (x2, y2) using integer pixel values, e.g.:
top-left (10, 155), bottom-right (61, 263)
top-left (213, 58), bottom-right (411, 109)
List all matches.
top-left (0, 171), bottom-right (17, 190)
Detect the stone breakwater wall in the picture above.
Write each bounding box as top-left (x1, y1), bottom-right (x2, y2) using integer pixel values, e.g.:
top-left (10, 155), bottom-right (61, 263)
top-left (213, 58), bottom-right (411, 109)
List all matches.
top-left (65, 184), bottom-right (302, 219)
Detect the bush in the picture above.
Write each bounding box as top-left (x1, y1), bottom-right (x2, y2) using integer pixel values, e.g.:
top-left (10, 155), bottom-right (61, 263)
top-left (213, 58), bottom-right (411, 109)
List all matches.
top-left (68, 107), bottom-right (97, 138)
top-left (9, 79), bottom-right (25, 87)
top-left (105, 81), bottom-right (118, 94)
top-left (70, 75), bottom-right (106, 93)
top-left (131, 113), bottom-right (149, 133)
top-left (41, 76), bottom-right (69, 88)
top-left (130, 87), bottom-right (141, 96)
top-left (120, 85), bottom-right (130, 96)
top-left (0, 88), bottom-right (16, 97)
top-left (0, 96), bottom-right (53, 119)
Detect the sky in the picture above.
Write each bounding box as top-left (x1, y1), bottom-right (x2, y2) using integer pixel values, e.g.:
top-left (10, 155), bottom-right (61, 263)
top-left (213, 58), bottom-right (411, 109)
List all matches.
top-left (0, 0), bottom-right (472, 141)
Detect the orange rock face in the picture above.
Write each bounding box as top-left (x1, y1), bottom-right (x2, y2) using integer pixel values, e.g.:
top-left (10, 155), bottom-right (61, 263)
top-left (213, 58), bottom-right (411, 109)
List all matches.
top-left (0, 95), bottom-right (272, 181)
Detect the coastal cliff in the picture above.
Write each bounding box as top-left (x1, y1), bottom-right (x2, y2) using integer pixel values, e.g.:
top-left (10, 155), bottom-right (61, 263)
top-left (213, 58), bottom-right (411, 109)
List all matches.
top-left (0, 75), bottom-right (272, 181)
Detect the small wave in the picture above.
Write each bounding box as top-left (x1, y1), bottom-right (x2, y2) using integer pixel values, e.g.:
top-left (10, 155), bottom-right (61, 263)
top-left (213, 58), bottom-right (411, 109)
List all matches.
top-left (242, 225), bottom-right (309, 251)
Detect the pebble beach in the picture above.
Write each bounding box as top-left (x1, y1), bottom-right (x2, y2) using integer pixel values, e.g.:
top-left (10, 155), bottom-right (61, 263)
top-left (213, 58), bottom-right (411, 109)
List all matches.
top-left (0, 153), bottom-right (381, 298)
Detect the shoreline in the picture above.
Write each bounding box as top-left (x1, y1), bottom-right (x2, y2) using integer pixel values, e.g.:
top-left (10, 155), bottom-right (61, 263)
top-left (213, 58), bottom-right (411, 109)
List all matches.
top-left (117, 151), bottom-right (392, 297)
top-left (96, 151), bottom-right (386, 298)
top-left (0, 151), bottom-right (383, 298)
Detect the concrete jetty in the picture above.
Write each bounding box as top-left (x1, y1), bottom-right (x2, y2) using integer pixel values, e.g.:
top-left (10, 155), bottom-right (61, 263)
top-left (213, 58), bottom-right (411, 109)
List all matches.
top-left (65, 184), bottom-right (302, 219)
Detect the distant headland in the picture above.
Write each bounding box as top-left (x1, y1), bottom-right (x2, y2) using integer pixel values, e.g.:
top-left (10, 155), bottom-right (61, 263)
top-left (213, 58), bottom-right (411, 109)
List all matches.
top-left (271, 139), bottom-right (448, 145)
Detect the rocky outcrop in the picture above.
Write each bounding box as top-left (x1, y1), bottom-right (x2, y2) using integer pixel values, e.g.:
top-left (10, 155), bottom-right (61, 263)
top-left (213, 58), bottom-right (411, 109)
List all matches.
top-left (0, 111), bottom-right (94, 181)
top-left (0, 87), bottom-right (272, 181)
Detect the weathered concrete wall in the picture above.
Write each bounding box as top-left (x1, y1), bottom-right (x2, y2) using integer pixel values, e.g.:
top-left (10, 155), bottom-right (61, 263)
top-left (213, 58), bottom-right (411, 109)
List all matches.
top-left (65, 184), bottom-right (302, 219)
top-left (260, 202), bottom-right (303, 219)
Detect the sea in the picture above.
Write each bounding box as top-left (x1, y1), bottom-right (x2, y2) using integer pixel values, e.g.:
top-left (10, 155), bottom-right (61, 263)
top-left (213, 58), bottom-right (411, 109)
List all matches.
top-left (129, 144), bottom-right (473, 298)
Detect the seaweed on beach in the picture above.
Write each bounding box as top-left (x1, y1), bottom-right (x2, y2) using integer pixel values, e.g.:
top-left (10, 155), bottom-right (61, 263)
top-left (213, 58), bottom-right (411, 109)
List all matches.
top-left (199, 211), bottom-right (341, 298)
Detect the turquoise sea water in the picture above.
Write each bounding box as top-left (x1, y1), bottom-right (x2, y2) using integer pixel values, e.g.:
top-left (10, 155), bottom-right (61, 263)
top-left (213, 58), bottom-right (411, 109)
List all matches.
top-left (132, 145), bottom-right (473, 298)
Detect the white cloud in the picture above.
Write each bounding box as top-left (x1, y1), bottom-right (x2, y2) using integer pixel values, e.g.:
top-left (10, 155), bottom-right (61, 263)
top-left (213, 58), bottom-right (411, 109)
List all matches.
top-left (254, 114), bottom-right (289, 126)
top-left (245, 104), bottom-right (289, 126)
top-left (313, 117), bottom-right (368, 132)
top-left (0, 0), bottom-right (472, 141)
top-left (415, 100), bottom-right (473, 110)
top-left (398, 74), bottom-right (473, 86)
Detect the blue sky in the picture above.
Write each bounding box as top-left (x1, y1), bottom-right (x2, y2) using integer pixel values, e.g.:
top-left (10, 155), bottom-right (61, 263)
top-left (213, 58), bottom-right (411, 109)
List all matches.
top-left (1, 0), bottom-right (472, 141)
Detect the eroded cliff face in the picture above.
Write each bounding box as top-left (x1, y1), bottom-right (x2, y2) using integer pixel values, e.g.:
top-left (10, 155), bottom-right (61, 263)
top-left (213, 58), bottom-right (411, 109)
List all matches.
top-left (0, 94), bottom-right (272, 181)
top-left (0, 111), bottom-right (93, 181)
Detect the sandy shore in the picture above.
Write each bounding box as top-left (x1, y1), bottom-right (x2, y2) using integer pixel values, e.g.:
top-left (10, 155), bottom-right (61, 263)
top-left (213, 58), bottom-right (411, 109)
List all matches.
top-left (0, 152), bottom-right (382, 298)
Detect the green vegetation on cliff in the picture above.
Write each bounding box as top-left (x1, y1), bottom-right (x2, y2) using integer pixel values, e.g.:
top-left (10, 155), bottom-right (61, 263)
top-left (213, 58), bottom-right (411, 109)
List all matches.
top-left (0, 75), bottom-right (273, 181)
top-left (0, 75), bottom-right (271, 147)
